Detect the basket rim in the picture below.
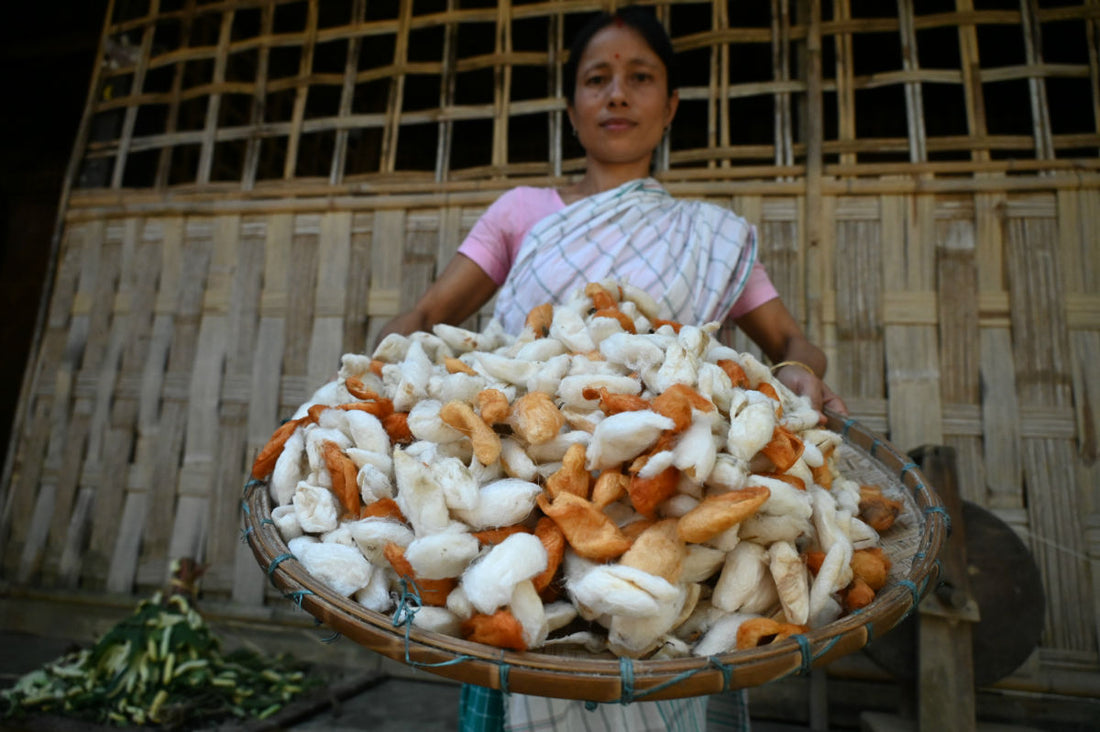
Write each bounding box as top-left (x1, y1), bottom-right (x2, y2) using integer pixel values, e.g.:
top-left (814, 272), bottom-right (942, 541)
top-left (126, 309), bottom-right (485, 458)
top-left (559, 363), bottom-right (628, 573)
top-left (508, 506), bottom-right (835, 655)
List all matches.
top-left (242, 411), bottom-right (947, 700)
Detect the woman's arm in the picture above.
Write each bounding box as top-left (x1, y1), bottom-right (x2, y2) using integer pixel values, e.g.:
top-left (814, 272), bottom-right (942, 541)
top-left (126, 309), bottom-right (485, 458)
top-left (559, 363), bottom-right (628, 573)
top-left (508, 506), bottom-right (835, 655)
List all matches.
top-left (375, 254), bottom-right (500, 343)
top-left (734, 297), bottom-right (848, 418)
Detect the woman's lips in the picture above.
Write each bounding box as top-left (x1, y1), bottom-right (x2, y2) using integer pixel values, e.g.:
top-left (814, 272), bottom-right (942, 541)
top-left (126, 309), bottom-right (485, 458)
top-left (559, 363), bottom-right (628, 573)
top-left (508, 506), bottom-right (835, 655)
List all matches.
top-left (600, 118), bottom-right (635, 131)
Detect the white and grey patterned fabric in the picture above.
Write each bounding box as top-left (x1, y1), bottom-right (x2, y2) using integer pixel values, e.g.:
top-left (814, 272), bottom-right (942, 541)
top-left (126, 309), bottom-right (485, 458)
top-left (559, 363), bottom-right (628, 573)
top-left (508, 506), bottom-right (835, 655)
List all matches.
top-left (504, 692), bottom-right (714, 732)
top-left (492, 178), bottom-right (757, 334)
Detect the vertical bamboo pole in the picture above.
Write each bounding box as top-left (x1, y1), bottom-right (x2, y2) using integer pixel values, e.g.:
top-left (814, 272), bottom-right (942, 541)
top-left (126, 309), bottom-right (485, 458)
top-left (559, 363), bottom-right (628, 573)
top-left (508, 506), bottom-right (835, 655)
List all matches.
top-left (491, 0), bottom-right (513, 176)
top-left (897, 0), bottom-right (927, 163)
top-left (237, 212), bottom-right (290, 604)
top-left (435, 0), bottom-right (459, 183)
top-left (549, 10), bottom-right (563, 179)
top-left (804, 0), bottom-right (824, 342)
top-left (381, 0), bottom-right (412, 174)
top-left (655, 3), bottom-right (671, 173)
top-left (711, 0), bottom-right (727, 171)
top-left (331, 0), bottom-right (367, 186)
top-left (773, 0), bottom-right (794, 170)
top-left (111, 0), bottom-right (160, 189)
top-left (197, 7), bottom-right (236, 184)
top-left (1020, 0), bottom-right (1055, 160)
top-left (955, 0), bottom-right (991, 164)
top-left (156, 0), bottom-right (197, 189)
top-left (720, 1), bottom-right (731, 167)
top-left (241, 1), bottom-right (273, 190)
top-left (834, 0), bottom-right (856, 167)
top-left (1086, 0), bottom-right (1100, 155)
top-left (283, 0), bottom-right (319, 179)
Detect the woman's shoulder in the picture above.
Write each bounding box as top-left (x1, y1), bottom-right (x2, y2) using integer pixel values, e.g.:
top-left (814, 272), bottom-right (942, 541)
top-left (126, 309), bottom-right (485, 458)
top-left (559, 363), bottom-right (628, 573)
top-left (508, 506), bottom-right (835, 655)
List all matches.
top-left (493, 185), bottom-right (563, 207)
top-left (485, 186), bottom-right (564, 231)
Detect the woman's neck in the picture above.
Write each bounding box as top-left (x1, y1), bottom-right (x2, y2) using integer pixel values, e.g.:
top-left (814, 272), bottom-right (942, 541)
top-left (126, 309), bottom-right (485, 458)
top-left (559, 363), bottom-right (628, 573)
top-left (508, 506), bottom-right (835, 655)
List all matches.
top-left (559, 159), bottom-right (653, 204)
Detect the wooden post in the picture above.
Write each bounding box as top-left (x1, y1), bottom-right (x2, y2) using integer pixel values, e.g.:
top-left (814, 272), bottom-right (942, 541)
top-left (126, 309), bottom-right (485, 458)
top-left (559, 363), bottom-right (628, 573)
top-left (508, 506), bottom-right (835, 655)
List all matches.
top-left (910, 445), bottom-right (979, 732)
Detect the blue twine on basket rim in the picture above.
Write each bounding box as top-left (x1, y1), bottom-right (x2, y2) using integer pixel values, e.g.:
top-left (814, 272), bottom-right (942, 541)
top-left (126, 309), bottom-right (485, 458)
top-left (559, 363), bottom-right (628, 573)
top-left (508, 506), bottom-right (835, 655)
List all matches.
top-left (243, 478), bottom-right (264, 498)
top-left (849, 608), bottom-right (874, 643)
top-left (898, 461), bottom-right (920, 481)
top-left (792, 634), bottom-right (813, 675)
top-left (816, 634), bottom-right (841, 663)
top-left (284, 589), bottom-right (314, 608)
top-left (392, 576), bottom-right (423, 629)
top-left (618, 657), bottom-right (636, 704)
top-left (388, 576), bottom-right (482, 672)
top-left (870, 437), bottom-right (884, 461)
top-left (897, 579), bottom-right (920, 619)
top-left (240, 479), bottom-right (266, 544)
top-left (898, 463), bottom-right (934, 502)
top-left (926, 561), bottom-right (943, 593)
top-left (923, 505), bottom-right (952, 535)
top-left (707, 656), bottom-right (733, 691)
top-left (625, 663), bottom-right (713, 703)
top-left (266, 553), bottom-right (295, 586)
top-left (311, 617), bottom-right (334, 642)
top-left (586, 654), bottom-right (745, 709)
top-left (241, 516), bottom-right (274, 539)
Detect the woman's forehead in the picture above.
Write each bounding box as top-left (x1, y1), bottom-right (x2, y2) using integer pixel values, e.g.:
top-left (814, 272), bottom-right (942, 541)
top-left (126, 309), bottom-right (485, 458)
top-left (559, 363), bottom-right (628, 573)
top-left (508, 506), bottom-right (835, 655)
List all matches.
top-left (579, 25), bottom-right (662, 68)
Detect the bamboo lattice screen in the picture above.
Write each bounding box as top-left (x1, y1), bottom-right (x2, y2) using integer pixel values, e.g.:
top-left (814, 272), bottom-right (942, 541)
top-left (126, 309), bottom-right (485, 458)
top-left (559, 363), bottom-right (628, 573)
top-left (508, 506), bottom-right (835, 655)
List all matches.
top-left (71, 0), bottom-right (1100, 195)
top-left (2, 0), bottom-right (1100, 701)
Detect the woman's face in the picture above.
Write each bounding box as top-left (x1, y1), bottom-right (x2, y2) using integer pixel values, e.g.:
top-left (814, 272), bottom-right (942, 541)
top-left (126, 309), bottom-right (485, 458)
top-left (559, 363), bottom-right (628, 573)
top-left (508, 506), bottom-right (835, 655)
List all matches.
top-left (567, 24), bottom-right (679, 169)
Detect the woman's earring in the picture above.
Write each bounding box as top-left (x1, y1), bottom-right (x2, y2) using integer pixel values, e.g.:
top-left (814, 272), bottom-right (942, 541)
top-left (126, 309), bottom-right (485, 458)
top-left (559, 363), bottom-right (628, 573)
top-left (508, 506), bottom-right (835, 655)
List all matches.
top-left (572, 126), bottom-right (578, 138)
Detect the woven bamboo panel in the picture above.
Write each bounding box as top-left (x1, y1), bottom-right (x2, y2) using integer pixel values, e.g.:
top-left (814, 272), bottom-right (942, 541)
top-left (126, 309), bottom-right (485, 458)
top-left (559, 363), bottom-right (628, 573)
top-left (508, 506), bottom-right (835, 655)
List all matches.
top-left (2, 0), bottom-right (1100, 698)
top-left (5, 187), bottom-right (1100, 668)
top-left (60, 0), bottom-right (1100, 201)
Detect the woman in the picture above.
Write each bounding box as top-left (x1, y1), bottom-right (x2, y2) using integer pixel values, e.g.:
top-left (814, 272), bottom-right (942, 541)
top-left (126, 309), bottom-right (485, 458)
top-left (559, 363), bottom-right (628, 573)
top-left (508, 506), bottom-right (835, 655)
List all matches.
top-left (381, 8), bottom-right (847, 730)
top-left (379, 10), bottom-right (843, 420)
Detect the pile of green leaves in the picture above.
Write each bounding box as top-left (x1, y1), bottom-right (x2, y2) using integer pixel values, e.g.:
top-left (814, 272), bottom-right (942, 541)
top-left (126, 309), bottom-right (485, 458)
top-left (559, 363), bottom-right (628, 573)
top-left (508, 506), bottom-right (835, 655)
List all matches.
top-left (1, 593), bottom-right (320, 728)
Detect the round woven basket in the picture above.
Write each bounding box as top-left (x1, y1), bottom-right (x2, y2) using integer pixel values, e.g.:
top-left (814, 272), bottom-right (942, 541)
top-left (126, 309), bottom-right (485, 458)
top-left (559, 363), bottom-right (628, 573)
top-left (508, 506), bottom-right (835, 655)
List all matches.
top-left (242, 413), bottom-right (946, 702)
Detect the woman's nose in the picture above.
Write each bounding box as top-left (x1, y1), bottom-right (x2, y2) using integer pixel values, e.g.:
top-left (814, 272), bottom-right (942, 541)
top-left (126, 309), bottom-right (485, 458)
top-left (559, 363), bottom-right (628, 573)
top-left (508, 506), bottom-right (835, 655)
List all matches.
top-left (607, 75), bottom-right (628, 105)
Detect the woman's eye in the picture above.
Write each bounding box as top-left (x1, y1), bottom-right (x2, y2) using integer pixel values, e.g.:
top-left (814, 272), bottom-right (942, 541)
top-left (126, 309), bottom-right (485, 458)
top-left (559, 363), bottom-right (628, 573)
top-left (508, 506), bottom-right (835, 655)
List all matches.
top-left (585, 75), bottom-right (605, 86)
top-left (633, 72), bottom-right (653, 83)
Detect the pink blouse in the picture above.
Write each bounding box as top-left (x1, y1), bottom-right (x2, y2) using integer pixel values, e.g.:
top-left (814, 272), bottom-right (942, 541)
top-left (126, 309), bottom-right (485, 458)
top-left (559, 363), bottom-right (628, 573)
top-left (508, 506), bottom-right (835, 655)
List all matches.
top-left (458, 186), bottom-right (779, 321)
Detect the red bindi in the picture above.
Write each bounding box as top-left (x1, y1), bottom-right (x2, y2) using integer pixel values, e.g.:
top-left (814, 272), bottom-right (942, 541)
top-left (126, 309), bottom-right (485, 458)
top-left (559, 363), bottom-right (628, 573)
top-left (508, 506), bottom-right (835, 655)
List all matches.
top-left (614, 17), bottom-right (625, 27)
top-left (614, 53), bottom-right (620, 59)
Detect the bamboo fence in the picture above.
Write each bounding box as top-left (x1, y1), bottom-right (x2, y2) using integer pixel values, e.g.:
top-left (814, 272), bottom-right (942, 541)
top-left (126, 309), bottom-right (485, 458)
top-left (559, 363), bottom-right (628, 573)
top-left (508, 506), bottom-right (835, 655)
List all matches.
top-left (2, 0), bottom-right (1098, 701)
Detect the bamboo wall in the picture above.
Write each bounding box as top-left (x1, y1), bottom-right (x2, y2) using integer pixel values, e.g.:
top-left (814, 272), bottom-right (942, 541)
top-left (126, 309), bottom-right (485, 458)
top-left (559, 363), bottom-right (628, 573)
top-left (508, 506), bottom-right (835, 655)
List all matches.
top-left (2, 0), bottom-right (1098, 698)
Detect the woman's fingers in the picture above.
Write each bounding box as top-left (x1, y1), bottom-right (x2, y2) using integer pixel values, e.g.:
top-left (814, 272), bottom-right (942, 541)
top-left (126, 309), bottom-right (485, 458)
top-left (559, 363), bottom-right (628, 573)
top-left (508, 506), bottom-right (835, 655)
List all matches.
top-left (774, 366), bottom-right (848, 422)
top-left (820, 383), bottom-right (849, 420)
top-left (774, 366), bottom-right (820, 407)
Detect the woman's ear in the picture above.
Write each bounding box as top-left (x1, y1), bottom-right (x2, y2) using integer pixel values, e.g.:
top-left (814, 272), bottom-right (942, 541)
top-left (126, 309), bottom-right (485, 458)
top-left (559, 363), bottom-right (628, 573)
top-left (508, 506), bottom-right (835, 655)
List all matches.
top-left (664, 90), bottom-right (680, 128)
top-left (566, 105), bottom-right (577, 133)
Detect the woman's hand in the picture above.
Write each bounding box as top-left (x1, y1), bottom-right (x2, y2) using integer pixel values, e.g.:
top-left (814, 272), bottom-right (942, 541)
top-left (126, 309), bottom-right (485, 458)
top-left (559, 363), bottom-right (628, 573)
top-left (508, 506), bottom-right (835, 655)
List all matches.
top-left (734, 298), bottom-right (848, 422)
top-left (773, 363), bottom-right (848, 423)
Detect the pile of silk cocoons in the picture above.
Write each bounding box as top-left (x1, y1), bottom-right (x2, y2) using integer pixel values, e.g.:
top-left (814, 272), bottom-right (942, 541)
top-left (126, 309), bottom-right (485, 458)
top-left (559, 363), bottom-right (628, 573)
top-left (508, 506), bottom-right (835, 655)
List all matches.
top-left (252, 281), bottom-right (903, 659)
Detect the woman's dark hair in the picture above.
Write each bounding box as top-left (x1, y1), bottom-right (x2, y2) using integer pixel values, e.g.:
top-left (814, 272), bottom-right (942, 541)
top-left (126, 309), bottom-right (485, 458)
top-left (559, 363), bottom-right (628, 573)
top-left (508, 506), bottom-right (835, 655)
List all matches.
top-left (562, 7), bottom-right (679, 105)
